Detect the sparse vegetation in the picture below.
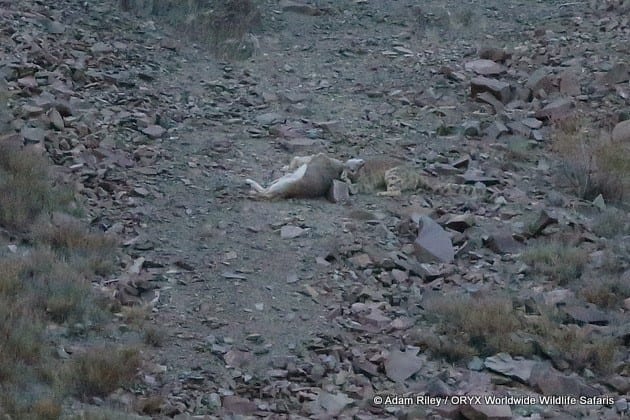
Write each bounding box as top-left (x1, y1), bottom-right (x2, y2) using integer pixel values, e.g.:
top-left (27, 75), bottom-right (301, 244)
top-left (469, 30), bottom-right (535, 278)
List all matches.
top-left (0, 144), bottom-right (132, 418)
top-left (591, 207), bottom-right (630, 238)
top-left (524, 314), bottom-right (618, 374)
top-left (0, 142), bottom-right (72, 230)
top-left (67, 346), bottom-right (141, 398)
top-left (581, 275), bottom-right (630, 309)
top-left (131, 0), bottom-right (261, 60)
top-left (419, 293), bottom-right (620, 374)
top-left (552, 115), bottom-right (630, 203)
top-left (421, 293), bottom-right (533, 360)
top-left (521, 241), bottom-right (587, 285)
top-left (143, 325), bottom-right (166, 347)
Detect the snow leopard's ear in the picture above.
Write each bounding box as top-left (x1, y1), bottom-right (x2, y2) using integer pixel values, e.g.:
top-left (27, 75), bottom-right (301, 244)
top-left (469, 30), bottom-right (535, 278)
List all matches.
top-left (343, 158), bottom-right (365, 173)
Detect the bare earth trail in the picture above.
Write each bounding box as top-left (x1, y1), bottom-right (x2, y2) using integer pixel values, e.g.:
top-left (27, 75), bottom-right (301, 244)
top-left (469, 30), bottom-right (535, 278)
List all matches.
top-left (31, 0), bottom-right (626, 418)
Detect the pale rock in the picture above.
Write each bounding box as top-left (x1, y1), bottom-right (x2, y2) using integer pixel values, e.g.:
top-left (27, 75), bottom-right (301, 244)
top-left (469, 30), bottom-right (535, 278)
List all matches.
top-left (464, 59), bottom-right (506, 76)
top-left (612, 119), bottom-right (630, 143)
top-left (280, 225), bottom-right (306, 239)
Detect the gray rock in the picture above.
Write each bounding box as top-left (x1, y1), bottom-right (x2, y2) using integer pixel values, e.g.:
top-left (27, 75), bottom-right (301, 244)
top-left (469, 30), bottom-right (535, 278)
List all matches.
top-left (413, 215), bottom-right (454, 263)
top-left (471, 76), bottom-right (512, 103)
top-left (484, 353), bottom-right (537, 383)
top-left (535, 98), bottom-right (574, 120)
top-left (21, 126), bottom-right (46, 143)
top-left (327, 179), bottom-right (349, 203)
top-left (612, 119), bottom-right (630, 143)
top-left (562, 303), bottom-right (610, 325)
top-left (529, 362), bottom-right (600, 396)
top-left (464, 59), bottom-right (506, 76)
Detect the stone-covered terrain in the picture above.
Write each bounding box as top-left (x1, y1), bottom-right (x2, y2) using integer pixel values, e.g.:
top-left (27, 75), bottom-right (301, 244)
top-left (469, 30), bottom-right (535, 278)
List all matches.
top-left (1, 0), bottom-right (629, 418)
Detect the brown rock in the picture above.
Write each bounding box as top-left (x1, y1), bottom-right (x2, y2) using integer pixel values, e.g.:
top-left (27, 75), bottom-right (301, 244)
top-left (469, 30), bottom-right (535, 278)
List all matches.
top-left (612, 120), bottom-right (630, 143)
top-left (478, 47), bottom-right (510, 62)
top-left (222, 395), bottom-right (257, 416)
top-left (483, 233), bottom-right (524, 254)
top-left (529, 362), bottom-right (600, 396)
top-left (444, 214), bottom-right (475, 232)
top-left (471, 76), bottom-right (512, 103)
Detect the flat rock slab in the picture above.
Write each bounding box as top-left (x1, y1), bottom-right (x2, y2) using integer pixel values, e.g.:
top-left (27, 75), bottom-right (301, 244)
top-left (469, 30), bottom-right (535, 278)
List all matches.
top-left (471, 76), bottom-right (512, 103)
top-left (413, 215), bottom-right (454, 263)
top-left (484, 353), bottom-right (537, 383)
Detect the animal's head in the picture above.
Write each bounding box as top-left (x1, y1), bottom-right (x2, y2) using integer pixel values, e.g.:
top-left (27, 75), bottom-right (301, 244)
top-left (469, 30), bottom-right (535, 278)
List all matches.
top-left (342, 158), bottom-right (365, 181)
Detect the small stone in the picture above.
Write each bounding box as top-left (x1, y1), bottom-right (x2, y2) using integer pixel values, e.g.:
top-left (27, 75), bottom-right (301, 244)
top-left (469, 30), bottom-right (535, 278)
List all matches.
top-left (280, 225), bottom-right (306, 239)
top-left (142, 125), bottom-right (166, 139)
top-left (327, 179), bottom-right (349, 203)
top-left (615, 398), bottom-right (628, 414)
top-left (462, 120), bottom-right (481, 136)
top-left (48, 108), bottom-right (64, 130)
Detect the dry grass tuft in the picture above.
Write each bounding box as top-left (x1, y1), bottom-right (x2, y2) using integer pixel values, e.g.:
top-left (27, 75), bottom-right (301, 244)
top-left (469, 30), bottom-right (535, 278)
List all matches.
top-left (422, 293), bottom-right (532, 360)
top-left (525, 314), bottom-right (618, 374)
top-left (581, 275), bottom-right (630, 309)
top-left (0, 139), bottom-right (129, 416)
top-left (521, 241), bottom-right (587, 285)
top-left (552, 115), bottom-right (630, 203)
top-left (33, 219), bottom-right (118, 276)
top-left (68, 346), bottom-right (141, 398)
top-left (0, 142), bottom-right (56, 230)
